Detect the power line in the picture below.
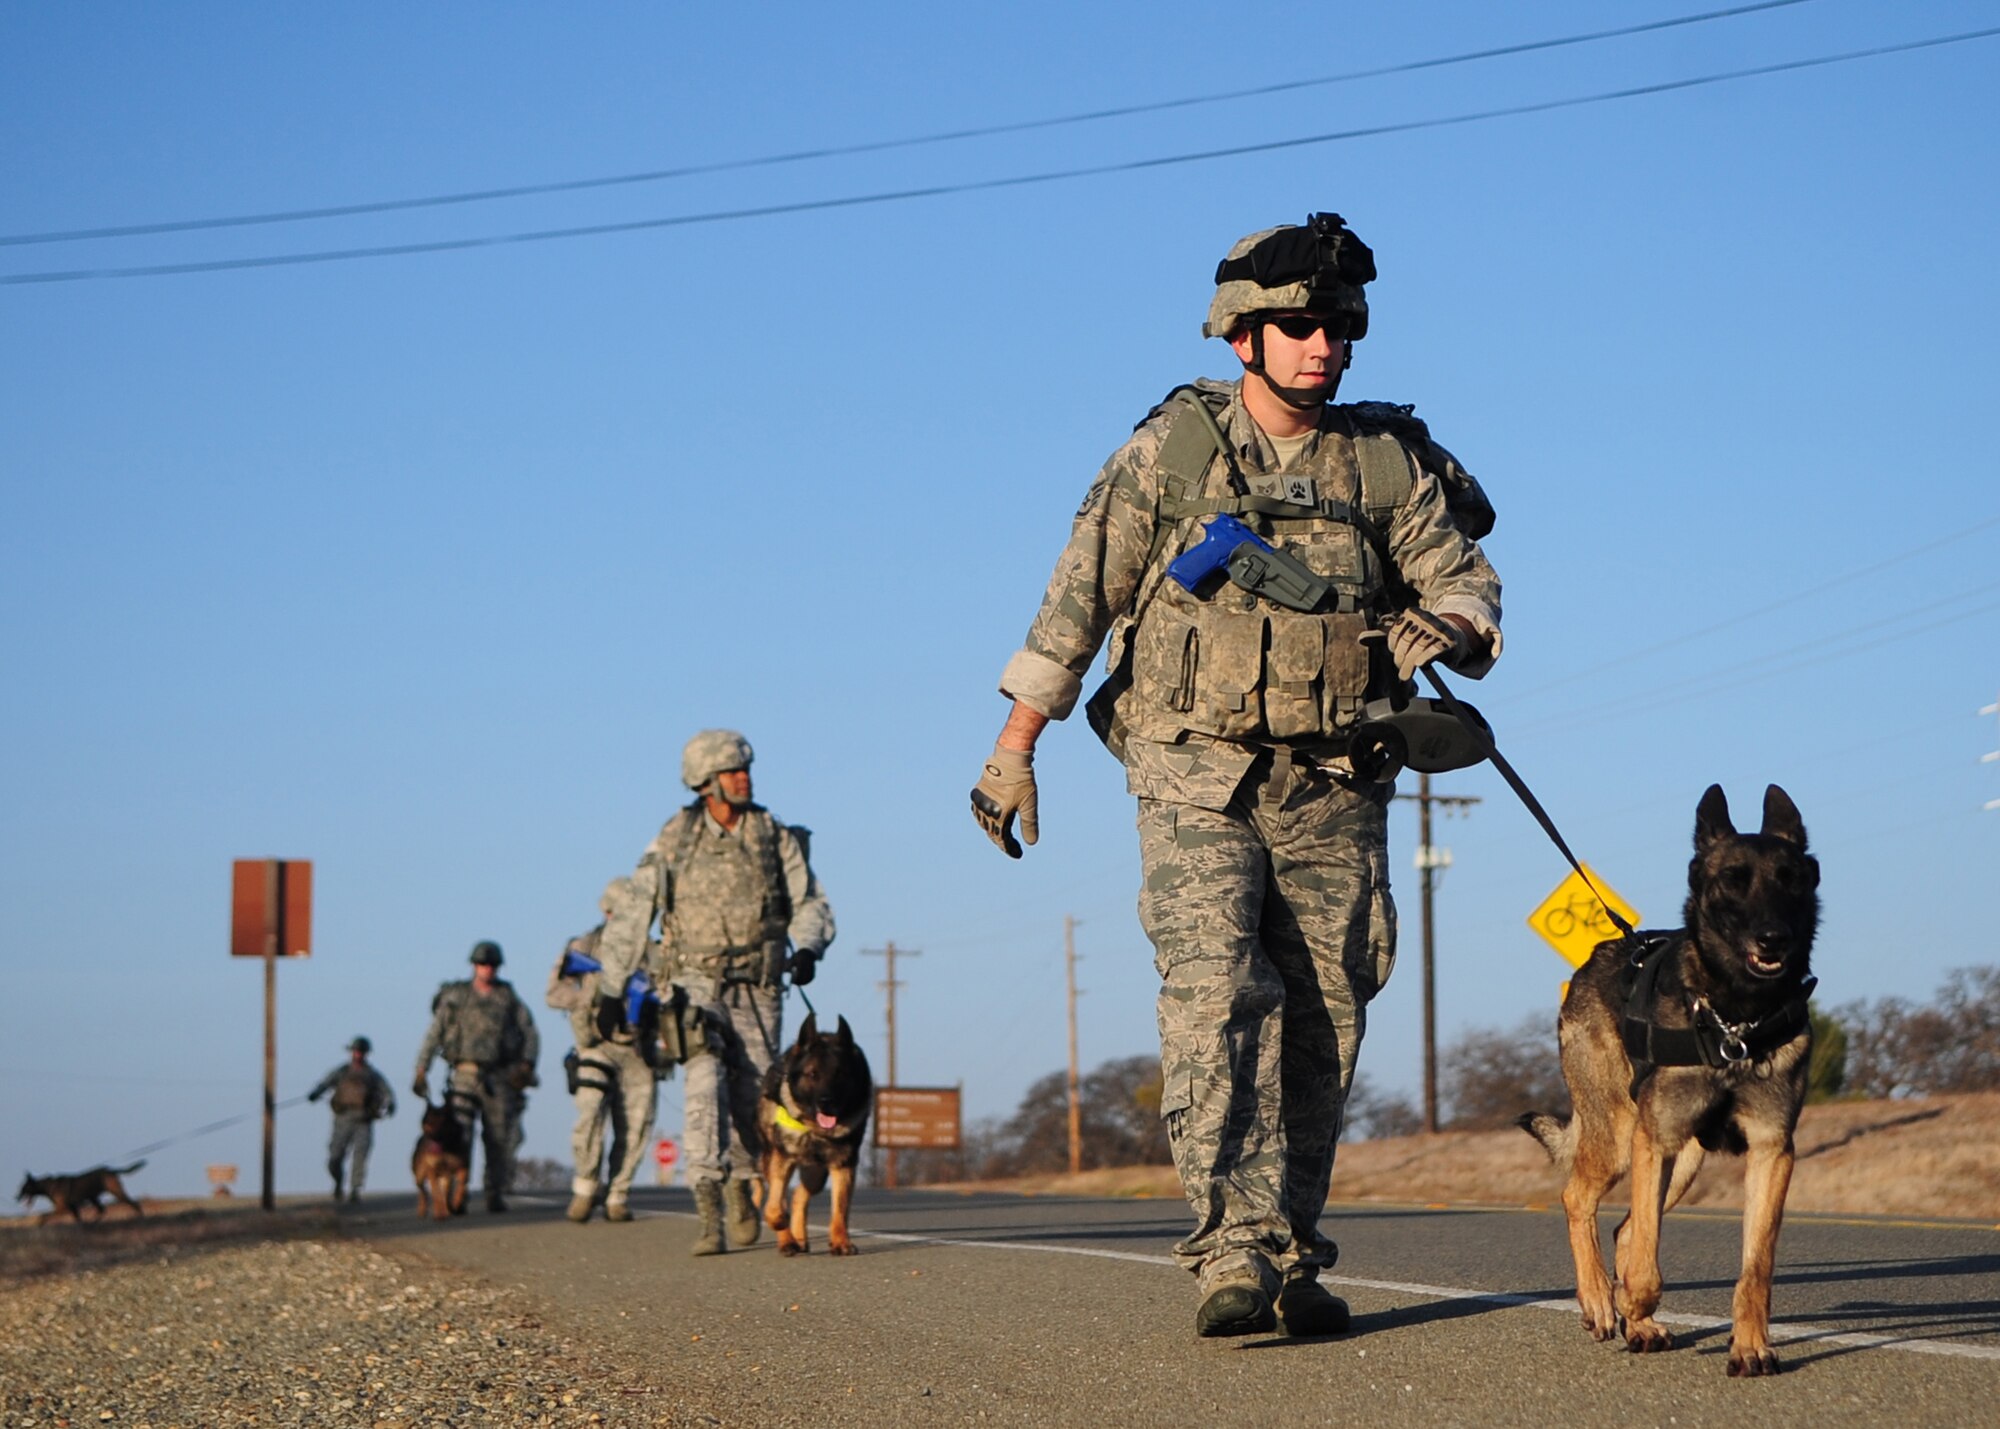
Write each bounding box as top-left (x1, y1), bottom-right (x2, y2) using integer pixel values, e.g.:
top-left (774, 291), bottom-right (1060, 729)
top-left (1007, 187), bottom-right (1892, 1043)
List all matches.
top-left (1507, 512), bottom-right (2000, 702)
top-left (8, 25), bottom-right (1996, 288)
top-left (0, 0), bottom-right (1821, 249)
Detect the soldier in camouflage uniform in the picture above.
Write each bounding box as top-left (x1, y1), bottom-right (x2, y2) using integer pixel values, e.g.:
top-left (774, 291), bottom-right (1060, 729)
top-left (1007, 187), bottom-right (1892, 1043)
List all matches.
top-left (307, 1035), bottom-right (395, 1203)
top-left (414, 941), bottom-right (541, 1213)
top-left (971, 214), bottom-right (1502, 1338)
top-left (596, 729), bottom-right (834, 1256)
top-left (547, 878), bottom-right (665, 1224)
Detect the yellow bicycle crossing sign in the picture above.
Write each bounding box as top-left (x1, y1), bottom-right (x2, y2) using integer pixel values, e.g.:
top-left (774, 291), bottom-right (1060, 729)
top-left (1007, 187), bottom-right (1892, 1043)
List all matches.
top-left (1527, 865), bottom-right (1640, 969)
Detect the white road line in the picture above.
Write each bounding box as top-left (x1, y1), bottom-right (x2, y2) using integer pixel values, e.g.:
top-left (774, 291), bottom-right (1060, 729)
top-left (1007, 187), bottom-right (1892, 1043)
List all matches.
top-left (518, 1197), bottom-right (2000, 1364)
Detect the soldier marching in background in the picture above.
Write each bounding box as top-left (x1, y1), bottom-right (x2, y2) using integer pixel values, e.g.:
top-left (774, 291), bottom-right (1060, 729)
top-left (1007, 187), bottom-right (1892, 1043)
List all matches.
top-left (972, 214), bottom-right (1502, 1338)
top-left (548, 877), bottom-right (666, 1224)
top-left (307, 1035), bottom-right (395, 1203)
top-left (414, 940), bottom-right (540, 1213)
top-left (595, 728), bottom-right (834, 1257)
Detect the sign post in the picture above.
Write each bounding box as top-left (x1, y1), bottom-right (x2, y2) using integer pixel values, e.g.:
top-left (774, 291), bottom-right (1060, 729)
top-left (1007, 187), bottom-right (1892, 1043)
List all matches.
top-left (231, 859), bottom-right (312, 1211)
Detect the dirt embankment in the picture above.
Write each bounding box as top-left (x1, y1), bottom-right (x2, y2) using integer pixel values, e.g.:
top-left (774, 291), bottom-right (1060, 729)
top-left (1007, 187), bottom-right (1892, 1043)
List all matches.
top-left (957, 1092), bottom-right (2000, 1223)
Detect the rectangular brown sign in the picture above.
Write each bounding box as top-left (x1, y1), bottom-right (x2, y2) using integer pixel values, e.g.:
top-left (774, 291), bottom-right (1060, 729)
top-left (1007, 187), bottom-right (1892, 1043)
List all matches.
top-left (230, 859), bottom-right (313, 957)
top-left (873, 1086), bottom-right (961, 1150)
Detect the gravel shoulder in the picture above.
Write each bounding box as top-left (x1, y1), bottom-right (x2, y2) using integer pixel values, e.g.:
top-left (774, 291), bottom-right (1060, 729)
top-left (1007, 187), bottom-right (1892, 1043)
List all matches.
top-left (0, 1224), bottom-right (698, 1428)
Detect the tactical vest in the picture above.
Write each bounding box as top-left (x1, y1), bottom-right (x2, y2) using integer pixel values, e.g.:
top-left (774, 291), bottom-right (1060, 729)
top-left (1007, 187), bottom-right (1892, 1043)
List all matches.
top-left (431, 980), bottom-right (527, 1065)
top-left (329, 1065), bottom-right (377, 1115)
top-left (655, 804), bottom-right (792, 985)
top-left (1097, 384), bottom-right (1492, 754)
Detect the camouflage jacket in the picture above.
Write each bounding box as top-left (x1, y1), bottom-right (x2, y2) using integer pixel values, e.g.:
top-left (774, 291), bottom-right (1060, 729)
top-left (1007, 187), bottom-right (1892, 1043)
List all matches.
top-left (593, 803), bottom-right (834, 994)
top-left (414, 978), bottom-right (539, 1075)
top-left (1000, 381), bottom-right (1501, 807)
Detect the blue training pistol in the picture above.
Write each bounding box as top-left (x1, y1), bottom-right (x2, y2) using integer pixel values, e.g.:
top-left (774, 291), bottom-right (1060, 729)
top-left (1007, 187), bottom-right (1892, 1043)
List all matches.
top-left (1167, 514), bottom-right (1331, 613)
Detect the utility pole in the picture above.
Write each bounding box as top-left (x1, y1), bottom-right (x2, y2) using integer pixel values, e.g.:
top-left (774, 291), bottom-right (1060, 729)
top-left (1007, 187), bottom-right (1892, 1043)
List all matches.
top-left (1064, 916), bottom-right (1084, 1175)
top-left (1395, 775), bottom-right (1480, 1134)
top-left (861, 941), bottom-right (918, 1187)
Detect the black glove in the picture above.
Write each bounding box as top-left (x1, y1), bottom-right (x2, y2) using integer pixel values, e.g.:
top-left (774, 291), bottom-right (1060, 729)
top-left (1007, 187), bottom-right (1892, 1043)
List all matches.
top-left (412, 1075), bottom-right (429, 1100)
top-left (790, 949), bottom-right (820, 986)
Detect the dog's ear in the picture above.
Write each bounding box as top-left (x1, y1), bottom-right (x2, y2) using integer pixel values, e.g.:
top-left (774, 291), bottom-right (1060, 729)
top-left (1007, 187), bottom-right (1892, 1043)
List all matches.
top-left (797, 1012), bottom-right (819, 1047)
top-left (835, 1015), bottom-right (853, 1047)
top-left (1760, 785), bottom-right (1808, 849)
top-left (1695, 783), bottom-right (1735, 849)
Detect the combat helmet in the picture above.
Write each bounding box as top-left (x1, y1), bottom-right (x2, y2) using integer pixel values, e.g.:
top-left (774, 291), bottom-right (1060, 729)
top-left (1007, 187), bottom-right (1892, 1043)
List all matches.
top-left (1203, 212), bottom-right (1375, 341)
top-left (681, 728), bottom-right (754, 791)
top-left (347, 1035), bottom-right (372, 1054)
top-left (469, 940), bottom-right (504, 967)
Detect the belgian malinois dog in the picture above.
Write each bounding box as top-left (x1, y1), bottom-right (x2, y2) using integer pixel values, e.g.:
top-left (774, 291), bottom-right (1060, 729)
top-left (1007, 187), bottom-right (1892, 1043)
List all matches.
top-left (1522, 784), bottom-right (1820, 1377)
top-left (17, 1161), bottom-right (146, 1224)
top-left (411, 1102), bottom-right (471, 1220)
top-left (755, 1014), bottom-right (873, 1256)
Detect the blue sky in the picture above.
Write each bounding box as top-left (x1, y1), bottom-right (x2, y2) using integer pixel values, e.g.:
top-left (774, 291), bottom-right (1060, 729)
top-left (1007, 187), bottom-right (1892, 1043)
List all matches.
top-left (5, 2), bottom-right (1997, 1195)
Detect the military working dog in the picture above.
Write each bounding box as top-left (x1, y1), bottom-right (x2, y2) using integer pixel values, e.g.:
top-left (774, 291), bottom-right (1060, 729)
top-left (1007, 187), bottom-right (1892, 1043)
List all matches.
top-left (17, 1160), bottom-right (146, 1224)
top-left (1522, 784), bottom-right (1820, 1377)
top-left (411, 1101), bottom-right (471, 1220)
top-left (756, 1013), bottom-right (873, 1256)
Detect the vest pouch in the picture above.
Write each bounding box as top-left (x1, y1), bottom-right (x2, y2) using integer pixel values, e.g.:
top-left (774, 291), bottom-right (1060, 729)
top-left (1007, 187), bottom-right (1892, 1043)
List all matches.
top-left (1133, 608), bottom-right (1197, 714)
top-left (1263, 614), bottom-right (1326, 739)
top-left (1183, 605), bottom-right (1265, 739)
top-left (1320, 612), bottom-right (1374, 731)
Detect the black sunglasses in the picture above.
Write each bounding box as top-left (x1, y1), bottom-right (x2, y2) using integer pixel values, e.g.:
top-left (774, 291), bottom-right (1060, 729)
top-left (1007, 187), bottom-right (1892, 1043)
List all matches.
top-left (1264, 312), bottom-right (1352, 342)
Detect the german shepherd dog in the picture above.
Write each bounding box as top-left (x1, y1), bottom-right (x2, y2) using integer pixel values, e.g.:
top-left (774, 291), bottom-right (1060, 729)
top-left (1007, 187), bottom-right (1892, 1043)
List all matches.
top-left (17, 1160), bottom-right (146, 1224)
top-left (755, 1014), bottom-right (873, 1256)
top-left (412, 1101), bottom-right (471, 1220)
top-left (1522, 784), bottom-right (1820, 1376)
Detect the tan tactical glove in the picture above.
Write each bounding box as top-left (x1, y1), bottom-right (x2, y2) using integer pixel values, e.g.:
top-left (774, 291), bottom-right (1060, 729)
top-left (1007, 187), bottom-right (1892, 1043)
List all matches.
top-left (971, 744), bottom-right (1038, 859)
top-left (1384, 608), bottom-right (1466, 681)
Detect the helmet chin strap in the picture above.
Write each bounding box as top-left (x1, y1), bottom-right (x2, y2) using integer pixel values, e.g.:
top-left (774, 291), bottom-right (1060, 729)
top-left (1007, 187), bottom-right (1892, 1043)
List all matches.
top-left (1245, 324), bottom-right (1349, 411)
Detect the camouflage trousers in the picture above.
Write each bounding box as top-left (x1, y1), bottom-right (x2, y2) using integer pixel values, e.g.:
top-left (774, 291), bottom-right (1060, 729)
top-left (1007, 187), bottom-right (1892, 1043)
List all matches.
top-left (326, 1113), bottom-right (375, 1193)
top-left (1136, 750), bottom-right (1396, 1295)
top-left (445, 1063), bottom-right (520, 1196)
top-left (680, 980), bottom-right (782, 1186)
top-left (569, 1039), bottom-right (657, 1205)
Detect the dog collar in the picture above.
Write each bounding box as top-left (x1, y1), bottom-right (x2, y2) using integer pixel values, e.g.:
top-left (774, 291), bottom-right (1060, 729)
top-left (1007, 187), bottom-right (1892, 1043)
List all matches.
top-left (1616, 932), bottom-right (1815, 1096)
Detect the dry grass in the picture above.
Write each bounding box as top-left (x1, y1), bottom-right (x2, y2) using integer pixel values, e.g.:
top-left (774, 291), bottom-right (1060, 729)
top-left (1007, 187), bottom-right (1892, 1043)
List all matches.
top-left (940, 1092), bottom-right (2000, 1223)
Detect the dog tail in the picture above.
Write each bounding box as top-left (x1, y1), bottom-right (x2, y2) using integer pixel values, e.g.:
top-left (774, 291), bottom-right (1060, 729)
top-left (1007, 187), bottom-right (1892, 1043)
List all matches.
top-left (1516, 1111), bottom-right (1575, 1170)
top-left (112, 1160), bottom-right (146, 1176)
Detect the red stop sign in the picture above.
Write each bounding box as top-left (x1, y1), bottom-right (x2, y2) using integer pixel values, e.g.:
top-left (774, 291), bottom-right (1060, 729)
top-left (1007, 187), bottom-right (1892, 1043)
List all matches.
top-left (654, 1138), bottom-right (678, 1168)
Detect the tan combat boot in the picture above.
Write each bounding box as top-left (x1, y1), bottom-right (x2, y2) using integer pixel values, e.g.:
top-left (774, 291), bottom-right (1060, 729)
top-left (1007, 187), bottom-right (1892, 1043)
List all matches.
top-left (725, 1178), bottom-right (761, 1247)
top-left (566, 1190), bottom-right (594, 1223)
top-left (604, 1199), bottom-right (632, 1222)
top-left (691, 1180), bottom-right (727, 1256)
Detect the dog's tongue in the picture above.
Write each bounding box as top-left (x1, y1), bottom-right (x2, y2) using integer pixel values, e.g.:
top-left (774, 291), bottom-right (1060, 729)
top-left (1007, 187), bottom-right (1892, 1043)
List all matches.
top-left (815, 1111), bottom-right (839, 1130)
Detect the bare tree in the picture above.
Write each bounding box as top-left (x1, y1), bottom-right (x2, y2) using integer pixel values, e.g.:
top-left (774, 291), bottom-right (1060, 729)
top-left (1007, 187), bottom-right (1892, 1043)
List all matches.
top-left (1441, 1012), bottom-right (1570, 1130)
top-left (1343, 1073), bottom-right (1422, 1141)
top-left (1837, 966), bottom-right (2000, 1098)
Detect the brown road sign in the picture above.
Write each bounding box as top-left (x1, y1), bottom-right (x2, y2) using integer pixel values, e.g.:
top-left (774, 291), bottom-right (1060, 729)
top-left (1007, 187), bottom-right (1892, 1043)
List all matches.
top-left (230, 859), bottom-right (312, 957)
top-left (873, 1086), bottom-right (961, 1150)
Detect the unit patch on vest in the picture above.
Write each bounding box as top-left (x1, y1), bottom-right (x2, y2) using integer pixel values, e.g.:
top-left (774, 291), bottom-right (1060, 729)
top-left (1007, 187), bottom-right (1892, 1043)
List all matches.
top-left (1245, 472), bottom-right (1317, 508)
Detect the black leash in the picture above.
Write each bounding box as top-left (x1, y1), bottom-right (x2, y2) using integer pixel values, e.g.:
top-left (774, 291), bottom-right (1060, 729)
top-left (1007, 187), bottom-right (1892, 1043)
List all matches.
top-left (1420, 665), bottom-right (1637, 943)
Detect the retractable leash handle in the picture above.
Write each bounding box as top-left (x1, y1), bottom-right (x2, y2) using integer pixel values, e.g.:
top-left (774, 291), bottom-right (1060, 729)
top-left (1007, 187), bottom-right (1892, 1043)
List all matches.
top-left (1418, 665), bottom-right (1638, 944)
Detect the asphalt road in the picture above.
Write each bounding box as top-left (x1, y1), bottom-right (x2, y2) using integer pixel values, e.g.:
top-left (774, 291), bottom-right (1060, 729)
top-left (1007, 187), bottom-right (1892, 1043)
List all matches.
top-left (348, 1186), bottom-right (2000, 1427)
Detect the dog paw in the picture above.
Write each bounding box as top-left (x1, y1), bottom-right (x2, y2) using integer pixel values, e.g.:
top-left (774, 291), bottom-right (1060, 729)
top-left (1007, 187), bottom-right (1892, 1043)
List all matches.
top-left (1728, 1344), bottom-right (1780, 1377)
top-left (1624, 1320), bottom-right (1673, 1354)
top-left (1579, 1302), bottom-right (1618, 1342)
top-left (828, 1239), bottom-right (858, 1256)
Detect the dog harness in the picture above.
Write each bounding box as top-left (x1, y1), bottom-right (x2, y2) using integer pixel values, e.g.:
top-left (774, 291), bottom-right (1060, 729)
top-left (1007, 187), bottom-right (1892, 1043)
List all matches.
top-left (1615, 932), bottom-right (1816, 1097)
